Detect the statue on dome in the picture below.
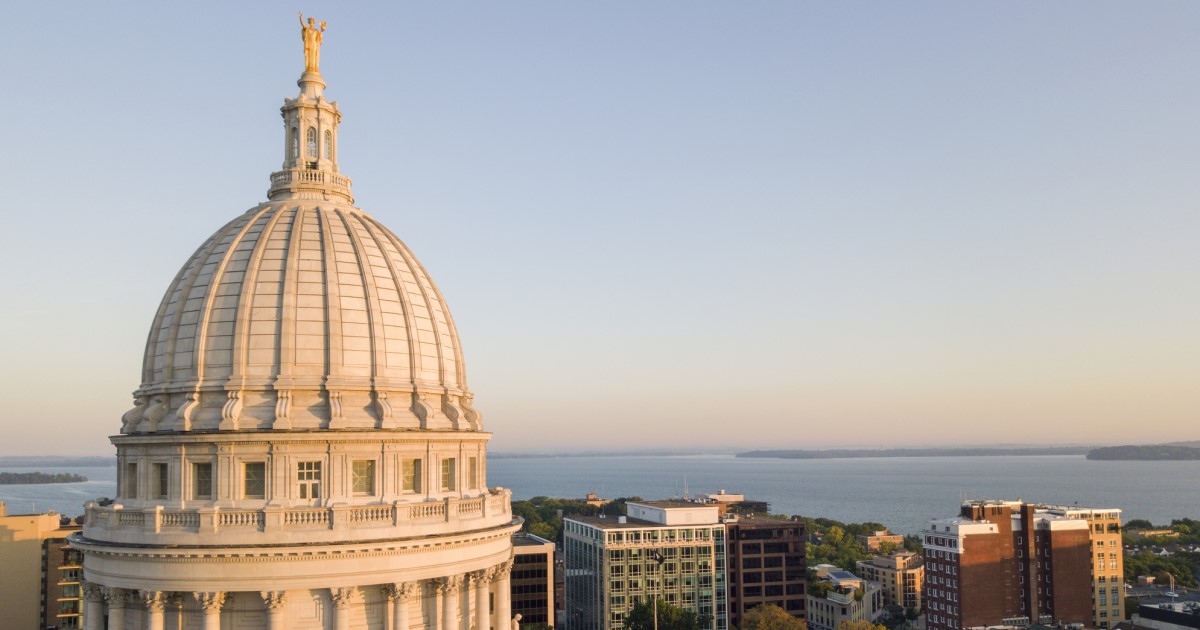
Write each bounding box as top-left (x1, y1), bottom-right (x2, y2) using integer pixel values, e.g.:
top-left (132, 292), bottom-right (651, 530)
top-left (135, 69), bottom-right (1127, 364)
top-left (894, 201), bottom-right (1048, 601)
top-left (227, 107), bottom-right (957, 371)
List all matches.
top-left (298, 12), bottom-right (327, 73)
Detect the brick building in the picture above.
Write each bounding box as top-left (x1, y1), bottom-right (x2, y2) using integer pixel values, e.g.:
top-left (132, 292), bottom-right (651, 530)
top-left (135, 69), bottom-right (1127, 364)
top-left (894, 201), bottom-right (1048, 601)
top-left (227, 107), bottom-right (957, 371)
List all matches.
top-left (922, 500), bottom-right (1120, 630)
top-left (725, 516), bottom-right (806, 627)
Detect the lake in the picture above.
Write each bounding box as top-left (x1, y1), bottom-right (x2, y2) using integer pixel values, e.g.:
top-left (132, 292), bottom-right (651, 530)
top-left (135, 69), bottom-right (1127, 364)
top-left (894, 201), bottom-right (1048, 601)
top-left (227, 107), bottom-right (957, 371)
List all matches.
top-left (3, 455), bottom-right (1196, 534)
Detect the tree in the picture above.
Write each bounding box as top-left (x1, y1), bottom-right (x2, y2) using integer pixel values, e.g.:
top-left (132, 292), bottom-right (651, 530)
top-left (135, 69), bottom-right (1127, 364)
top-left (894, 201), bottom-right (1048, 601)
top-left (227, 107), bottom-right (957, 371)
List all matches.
top-left (838, 621), bottom-right (886, 630)
top-left (625, 599), bottom-right (705, 630)
top-left (1125, 519), bottom-right (1154, 530)
top-left (877, 540), bottom-right (900, 556)
top-left (825, 526), bottom-right (846, 546)
top-left (741, 604), bottom-right (806, 630)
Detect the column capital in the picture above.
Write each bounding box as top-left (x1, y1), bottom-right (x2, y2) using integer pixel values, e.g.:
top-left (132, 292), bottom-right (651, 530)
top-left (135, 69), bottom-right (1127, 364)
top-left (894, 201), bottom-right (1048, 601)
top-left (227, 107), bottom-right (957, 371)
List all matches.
top-left (140, 590), bottom-right (167, 612)
top-left (491, 559), bottom-right (514, 582)
top-left (437, 575), bottom-right (464, 594)
top-left (331, 586), bottom-right (356, 609)
top-left (102, 586), bottom-right (128, 606)
top-left (261, 590), bottom-right (288, 610)
top-left (83, 582), bottom-right (106, 603)
top-left (193, 591), bottom-right (227, 612)
top-left (383, 581), bottom-right (419, 602)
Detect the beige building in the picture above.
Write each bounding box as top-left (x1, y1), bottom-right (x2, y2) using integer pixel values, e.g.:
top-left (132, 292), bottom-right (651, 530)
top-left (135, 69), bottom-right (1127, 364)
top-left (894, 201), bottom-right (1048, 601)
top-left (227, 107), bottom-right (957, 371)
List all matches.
top-left (70, 21), bottom-right (520, 630)
top-left (856, 551), bottom-right (923, 611)
top-left (1039, 505), bottom-right (1125, 626)
top-left (856, 529), bottom-right (905, 552)
top-left (0, 502), bottom-right (84, 629)
top-left (806, 566), bottom-right (883, 630)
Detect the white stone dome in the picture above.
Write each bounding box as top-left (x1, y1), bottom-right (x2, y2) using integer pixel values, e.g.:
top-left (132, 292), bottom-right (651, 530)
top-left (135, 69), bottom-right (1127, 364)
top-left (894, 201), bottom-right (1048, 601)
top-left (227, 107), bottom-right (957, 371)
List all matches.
top-left (122, 201), bottom-right (481, 434)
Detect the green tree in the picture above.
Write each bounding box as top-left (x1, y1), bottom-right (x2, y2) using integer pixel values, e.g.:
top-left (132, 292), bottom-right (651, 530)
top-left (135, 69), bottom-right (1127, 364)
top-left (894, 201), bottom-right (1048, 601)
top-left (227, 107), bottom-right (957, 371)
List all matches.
top-left (838, 621), bottom-right (886, 630)
top-left (625, 599), bottom-right (705, 630)
top-left (740, 604), bottom-right (806, 630)
top-left (877, 540), bottom-right (900, 556)
top-left (825, 526), bottom-right (846, 546)
top-left (1125, 519), bottom-right (1154, 530)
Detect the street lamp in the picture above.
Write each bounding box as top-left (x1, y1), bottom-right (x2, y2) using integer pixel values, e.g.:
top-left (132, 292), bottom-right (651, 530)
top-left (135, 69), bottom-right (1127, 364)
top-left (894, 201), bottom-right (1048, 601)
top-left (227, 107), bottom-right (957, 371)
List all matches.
top-left (653, 551), bottom-right (665, 630)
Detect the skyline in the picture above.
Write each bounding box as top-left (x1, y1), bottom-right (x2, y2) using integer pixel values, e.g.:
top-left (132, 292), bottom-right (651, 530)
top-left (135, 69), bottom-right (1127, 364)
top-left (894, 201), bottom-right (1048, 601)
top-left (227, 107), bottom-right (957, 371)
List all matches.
top-left (2, 3), bottom-right (1198, 455)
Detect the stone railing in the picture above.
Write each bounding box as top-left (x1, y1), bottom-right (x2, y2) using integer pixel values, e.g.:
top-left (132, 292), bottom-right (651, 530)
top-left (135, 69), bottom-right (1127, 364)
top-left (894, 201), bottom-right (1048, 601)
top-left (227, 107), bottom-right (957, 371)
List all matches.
top-left (82, 489), bottom-right (513, 546)
top-left (267, 168), bottom-right (353, 202)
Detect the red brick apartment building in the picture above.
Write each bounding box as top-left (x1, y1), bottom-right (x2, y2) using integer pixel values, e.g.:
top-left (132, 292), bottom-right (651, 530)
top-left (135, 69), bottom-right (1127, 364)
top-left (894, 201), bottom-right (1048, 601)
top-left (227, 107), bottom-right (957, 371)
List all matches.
top-left (923, 500), bottom-right (1099, 630)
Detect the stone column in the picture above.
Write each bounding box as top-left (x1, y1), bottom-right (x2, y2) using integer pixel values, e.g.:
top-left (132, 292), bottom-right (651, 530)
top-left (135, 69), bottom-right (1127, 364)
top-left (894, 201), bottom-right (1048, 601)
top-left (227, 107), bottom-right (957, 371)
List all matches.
top-left (385, 582), bottom-right (418, 630)
top-left (474, 570), bottom-right (491, 630)
top-left (194, 592), bottom-right (226, 630)
top-left (494, 560), bottom-right (513, 630)
top-left (331, 587), bottom-right (356, 630)
top-left (439, 576), bottom-right (461, 630)
top-left (261, 591), bottom-right (288, 630)
top-left (83, 583), bottom-right (105, 630)
top-left (140, 590), bottom-right (167, 630)
top-left (103, 587), bottom-right (128, 630)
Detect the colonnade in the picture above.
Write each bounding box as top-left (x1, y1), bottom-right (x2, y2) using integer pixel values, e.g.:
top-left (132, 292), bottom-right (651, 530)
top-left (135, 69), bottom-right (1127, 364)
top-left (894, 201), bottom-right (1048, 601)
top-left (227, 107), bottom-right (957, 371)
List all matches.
top-left (82, 561), bottom-right (514, 630)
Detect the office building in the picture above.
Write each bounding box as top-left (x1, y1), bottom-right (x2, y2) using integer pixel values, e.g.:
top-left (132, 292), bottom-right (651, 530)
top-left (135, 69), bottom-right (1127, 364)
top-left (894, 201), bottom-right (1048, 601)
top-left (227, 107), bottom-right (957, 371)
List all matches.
top-left (0, 502), bottom-right (85, 629)
top-left (856, 551), bottom-right (923, 611)
top-left (725, 516), bottom-right (806, 627)
top-left (857, 530), bottom-right (905, 552)
top-left (806, 566), bottom-right (883, 630)
top-left (513, 533), bottom-right (556, 627)
top-left (564, 501), bottom-right (727, 630)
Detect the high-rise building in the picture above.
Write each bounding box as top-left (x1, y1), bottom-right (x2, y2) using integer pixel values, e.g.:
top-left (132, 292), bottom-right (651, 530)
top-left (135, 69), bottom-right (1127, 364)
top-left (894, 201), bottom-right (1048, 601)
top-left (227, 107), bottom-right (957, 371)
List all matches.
top-left (805, 566), bottom-right (883, 630)
top-left (512, 533), bottom-right (556, 627)
top-left (725, 516), bottom-right (806, 627)
top-left (0, 502), bottom-right (84, 629)
top-left (564, 502), bottom-right (728, 630)
top-left (856, 551), bottom-right (923, 611)
top-left (922, 500), bottom-right (1122, 630)
top-left (69, 20), bottom-right (519, 630)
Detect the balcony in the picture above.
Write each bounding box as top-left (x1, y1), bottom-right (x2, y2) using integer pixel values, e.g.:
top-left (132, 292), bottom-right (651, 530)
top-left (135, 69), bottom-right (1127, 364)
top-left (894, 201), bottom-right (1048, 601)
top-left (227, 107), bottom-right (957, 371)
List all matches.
top-left (267, 168), bottom-right (353, 202)
top-left (81, 488), bottom-right (513, 547)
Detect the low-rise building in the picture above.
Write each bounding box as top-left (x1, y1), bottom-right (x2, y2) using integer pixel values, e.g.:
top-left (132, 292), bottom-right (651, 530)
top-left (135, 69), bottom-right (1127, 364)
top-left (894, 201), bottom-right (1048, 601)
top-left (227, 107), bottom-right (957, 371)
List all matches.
top-left (856, 551), bottom-right (923, 611)
top-left (806, 567), bottom-right (882, 630)
top-left (857, 529), bottom-right (905, 552)
top-left (512, 532), bottom-right (556, 627)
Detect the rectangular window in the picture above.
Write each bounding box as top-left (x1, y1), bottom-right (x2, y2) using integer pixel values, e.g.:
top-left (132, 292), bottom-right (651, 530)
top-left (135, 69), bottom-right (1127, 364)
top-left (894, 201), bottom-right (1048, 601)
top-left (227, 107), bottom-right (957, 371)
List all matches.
top-left (298, 461), bottom-right (321, 499)
top-left (468, 456), bottom-right (479, 489)
top-left (193, 462), bottom-right (213, 499)
top-left (352, 460), bottom-right (376, 495)
top-left (124, 463), bottom-right (138, 497)
top-left (402, 458), bottom-right (422, 493)
top-left (244, 462), bottom-right (266, 499)
top-left (152, 463), bottom-right (168, 499)
top-left (441, 457), bottom-right (457, 491)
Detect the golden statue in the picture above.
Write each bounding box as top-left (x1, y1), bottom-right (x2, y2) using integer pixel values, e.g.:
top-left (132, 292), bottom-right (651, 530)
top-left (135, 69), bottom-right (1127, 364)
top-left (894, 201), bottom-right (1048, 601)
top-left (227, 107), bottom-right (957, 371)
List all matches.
top-left (298, 12), bottom-right (327, 73)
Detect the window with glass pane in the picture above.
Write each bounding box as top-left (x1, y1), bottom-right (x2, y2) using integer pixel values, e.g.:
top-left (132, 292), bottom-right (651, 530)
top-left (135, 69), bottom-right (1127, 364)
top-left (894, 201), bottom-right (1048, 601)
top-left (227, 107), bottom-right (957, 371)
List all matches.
top-left (153, 463), bottom-right (168, 499)
top-left (290, 127), bottom-right (299, 159)
top-left (441, 457), bottom-right (456, 491)
top-left (124, 463), bottom-right (138, 498)
top-left (468, 456), bottom-right (479, 489)
top-left (244, 462), bottom-right (266, 499)
top-left (324, 130), bottom-right (333, 161)
top-left (307, 127), bottom-right (318, 157)
top-left (193, 463), bottom-right (213, 499)
top-left (402, 458), bottom-right (422, 493)
top-left (352, 460), bottom-right (376, 495)
top-left (298, 461), bottom-right (321, 499)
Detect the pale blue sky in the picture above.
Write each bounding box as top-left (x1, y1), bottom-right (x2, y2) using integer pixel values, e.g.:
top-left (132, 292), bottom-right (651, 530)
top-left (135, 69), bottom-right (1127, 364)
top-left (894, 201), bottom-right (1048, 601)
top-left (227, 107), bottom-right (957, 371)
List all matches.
top-left (1, 2), bottom-right (1197, 454)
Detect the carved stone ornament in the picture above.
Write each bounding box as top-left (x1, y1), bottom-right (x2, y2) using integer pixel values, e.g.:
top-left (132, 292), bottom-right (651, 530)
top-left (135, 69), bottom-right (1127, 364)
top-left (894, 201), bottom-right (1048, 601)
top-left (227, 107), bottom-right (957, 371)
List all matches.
top-left (83, 582), bottom-right (105, 602)
top-left (144, 395), bottom-right (169, 431)
top-left (275, 389), bottom-right (291, 423)
top-left (436, 575), bottom-right (462, 594)
top-left (140, 590), bottom-right (167, 612)
top-left (121, 395), bottom-right (148, 432)
top-left (260, 591), bottom-right (288, 610)
top-left (382, 581), bottom-right (418, 601)
top-left (330, 586), bottom-right (356, 608)
top-left (175, 391), bottom-right (199, 430)
top-left (221, 390), bottom-right (243, 428)
top-left (193, 591), bottom-right (227, 611)
top-left (102, 586), bottom-right (128, 607)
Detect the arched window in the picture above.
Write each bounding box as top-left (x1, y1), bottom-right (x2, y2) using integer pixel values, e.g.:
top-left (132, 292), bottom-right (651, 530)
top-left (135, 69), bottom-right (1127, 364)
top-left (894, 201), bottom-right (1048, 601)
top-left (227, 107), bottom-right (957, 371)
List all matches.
top-left (290, 127), bottom-right (299, 159)
top-left (324, 130), bottom-right (333, 163)
top-left (307, 127), bottom-right (318, 157)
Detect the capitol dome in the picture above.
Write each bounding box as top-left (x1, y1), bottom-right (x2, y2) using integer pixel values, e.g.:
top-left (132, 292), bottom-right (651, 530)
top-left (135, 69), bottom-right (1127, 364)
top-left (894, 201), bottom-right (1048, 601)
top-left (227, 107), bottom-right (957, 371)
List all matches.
top-left (73, 23), bottom-right (518, 630)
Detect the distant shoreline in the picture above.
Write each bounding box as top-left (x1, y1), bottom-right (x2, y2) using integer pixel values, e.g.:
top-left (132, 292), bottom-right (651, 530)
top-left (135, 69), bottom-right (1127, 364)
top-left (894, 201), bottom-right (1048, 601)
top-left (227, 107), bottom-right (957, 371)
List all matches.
top-left (0, 456), bottom-right (114, 468)
top-left (737, 447), bottom-right (1093, 459)
top-left (0, 472), bottom-right (89, 485)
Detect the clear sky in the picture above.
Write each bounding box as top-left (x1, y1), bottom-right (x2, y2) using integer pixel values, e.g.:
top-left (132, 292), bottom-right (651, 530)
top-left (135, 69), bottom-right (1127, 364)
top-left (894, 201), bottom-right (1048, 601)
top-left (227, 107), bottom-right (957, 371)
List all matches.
top-left (1, 2), bottom-right (1198, 455)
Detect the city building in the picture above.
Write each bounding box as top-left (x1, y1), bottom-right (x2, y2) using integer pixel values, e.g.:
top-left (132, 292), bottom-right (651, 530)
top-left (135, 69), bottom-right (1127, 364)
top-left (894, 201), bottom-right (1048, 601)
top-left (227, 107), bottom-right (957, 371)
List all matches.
top-left (922, 500), bottom-right (1122, 630)
top-left (856, 551), bottom-right (923, 611)
top-left (1131, 599), bottom-right (1200, 630)
top-left (0, 501), bottom-right (84, 629)
top-left (725, 516), bottom-right (806, 627)
top-left (513, 533), bottom-right (556, 627)
top-left (1040, 504), bottom-right (1126, 626)
top-left (857, 529), bottom-right (905, 552)
top-left (564, 501), bottom-right (728, 630)
top-left (806, 566), bottom-right (883, 630)
top-left (68, 20), bottom-right (520, 630)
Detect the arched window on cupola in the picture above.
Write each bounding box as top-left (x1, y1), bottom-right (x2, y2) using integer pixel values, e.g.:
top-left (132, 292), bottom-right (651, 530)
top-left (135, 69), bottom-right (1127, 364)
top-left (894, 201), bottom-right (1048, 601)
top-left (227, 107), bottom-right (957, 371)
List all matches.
top-left (307, 127), bottom-right (318, 157)
top-left (290, 127), bottom-right (299, 160)
top-left (324, 130), bottom-right (333, 164)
